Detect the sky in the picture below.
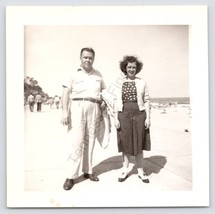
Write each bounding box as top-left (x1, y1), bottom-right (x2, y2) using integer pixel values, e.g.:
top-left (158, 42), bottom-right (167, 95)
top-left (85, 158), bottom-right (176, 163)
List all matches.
top-left (24, 25), bottom-right (189, 98)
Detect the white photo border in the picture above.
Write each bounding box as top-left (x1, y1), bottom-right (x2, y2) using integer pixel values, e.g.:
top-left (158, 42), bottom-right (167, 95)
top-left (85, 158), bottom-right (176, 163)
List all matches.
top-left (6, 5), bottom-right (209, 207)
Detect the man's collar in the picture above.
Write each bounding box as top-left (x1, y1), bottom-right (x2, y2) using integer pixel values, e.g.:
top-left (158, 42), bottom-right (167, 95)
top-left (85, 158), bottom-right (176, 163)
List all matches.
top-left (78, 66), bottom-right (94, 74)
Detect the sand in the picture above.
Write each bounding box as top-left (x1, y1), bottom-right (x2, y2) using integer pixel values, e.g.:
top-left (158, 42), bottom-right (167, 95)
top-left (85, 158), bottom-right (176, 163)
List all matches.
top-left (23, 104), bottom-right (192, 206)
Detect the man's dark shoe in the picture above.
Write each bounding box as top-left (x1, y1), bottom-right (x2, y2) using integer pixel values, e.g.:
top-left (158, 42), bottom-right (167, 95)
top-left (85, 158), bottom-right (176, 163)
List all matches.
top-left (63, 178), bottom-right (74, 190)
top-left (84, 173), bottom-right (99, 181)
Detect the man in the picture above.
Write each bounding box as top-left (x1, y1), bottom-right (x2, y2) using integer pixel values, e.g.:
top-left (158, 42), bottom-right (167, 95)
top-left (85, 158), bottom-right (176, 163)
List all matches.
top-left (35, 92), bottom-right (43, 112)
top-left (61, 47), bottom-right (106, 190)
top-left (27, 93), bottom-right (35, 112)
top-left (48, 97), bottom-right (54, 109)
top-left (54, 96), bottom-right (60, 109)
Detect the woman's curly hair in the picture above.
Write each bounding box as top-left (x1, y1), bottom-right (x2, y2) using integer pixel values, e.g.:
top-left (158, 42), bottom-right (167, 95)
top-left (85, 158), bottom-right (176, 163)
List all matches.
top-left (119, 55), bottom-right (143, 76)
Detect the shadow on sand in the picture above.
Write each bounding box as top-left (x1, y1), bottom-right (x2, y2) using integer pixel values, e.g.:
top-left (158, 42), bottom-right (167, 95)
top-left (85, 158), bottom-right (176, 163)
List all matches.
top-left (75, 155), bottom-right (167, 184)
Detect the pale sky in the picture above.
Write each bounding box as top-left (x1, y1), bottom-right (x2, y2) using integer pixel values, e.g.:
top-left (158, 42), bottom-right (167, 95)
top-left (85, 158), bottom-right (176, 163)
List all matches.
top-left (24, 25), bottom-right (189, 98)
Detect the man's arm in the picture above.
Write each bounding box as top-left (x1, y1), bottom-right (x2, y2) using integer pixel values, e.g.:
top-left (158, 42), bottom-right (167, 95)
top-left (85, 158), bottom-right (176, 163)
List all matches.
top-left (61, 86), bottom-right (70, 126)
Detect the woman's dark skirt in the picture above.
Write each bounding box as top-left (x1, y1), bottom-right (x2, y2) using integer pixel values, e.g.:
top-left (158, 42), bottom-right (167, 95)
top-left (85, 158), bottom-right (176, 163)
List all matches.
top-left (117, 102), bottom-right (151, 156)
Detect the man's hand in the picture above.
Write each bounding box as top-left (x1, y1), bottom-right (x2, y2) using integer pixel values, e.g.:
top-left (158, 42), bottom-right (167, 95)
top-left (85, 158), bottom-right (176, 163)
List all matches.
top-left (100, 101), bottom-right (107, 111)
top-left (61, 112), bottom-right (69, 126)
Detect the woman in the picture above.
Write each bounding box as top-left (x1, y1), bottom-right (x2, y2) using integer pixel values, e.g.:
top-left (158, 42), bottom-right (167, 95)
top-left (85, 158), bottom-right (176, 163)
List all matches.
top-left (113, 55), bottom-right (151, 183)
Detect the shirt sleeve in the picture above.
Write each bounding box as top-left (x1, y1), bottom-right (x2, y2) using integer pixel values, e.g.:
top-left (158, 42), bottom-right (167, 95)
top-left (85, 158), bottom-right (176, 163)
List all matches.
top-left (101, 77), bottom-right (106, 91)
top-left (95, 69), bottom-right (106, 91)
top-left (62, 74), bottom-right (73, 90)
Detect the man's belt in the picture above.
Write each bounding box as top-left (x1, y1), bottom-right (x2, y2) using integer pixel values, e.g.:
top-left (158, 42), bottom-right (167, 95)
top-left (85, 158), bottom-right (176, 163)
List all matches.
top-left (72, 98), bottom-right (102, 105)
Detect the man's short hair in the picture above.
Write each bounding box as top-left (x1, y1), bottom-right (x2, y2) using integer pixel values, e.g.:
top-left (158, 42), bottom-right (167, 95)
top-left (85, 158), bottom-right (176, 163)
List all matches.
top-left (80, 47), bottom-right (95, 57)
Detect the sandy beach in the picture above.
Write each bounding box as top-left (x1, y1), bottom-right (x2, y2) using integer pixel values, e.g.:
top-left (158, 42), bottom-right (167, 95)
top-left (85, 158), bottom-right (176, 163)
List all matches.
top-left (23, 103), bottom-right (192, 206)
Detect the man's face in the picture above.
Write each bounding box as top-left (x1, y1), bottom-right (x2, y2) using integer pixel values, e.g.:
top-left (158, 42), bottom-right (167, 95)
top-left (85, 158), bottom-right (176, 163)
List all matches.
top-left (80, 50), bottom-right (94, 72)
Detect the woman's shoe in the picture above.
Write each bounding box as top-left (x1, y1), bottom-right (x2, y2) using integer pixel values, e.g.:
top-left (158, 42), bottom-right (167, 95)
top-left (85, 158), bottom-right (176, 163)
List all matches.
top-left (118, 172), bottom-right (128, 182)
top-left (138, 174), bottom-right (150, 183)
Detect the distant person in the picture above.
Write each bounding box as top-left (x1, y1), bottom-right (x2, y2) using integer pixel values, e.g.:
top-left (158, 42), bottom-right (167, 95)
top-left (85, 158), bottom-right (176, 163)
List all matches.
top-left (35, 93), bottom-right (43, 112)
top-left (54, 96), bottom-right (60, 109)
top-left (113, 55), bottom-right (151, 183)
top-left (27, 93), bottom-right (35, 112)
top-left (49, 97), bottom-right (54, 109)
top-left (61, 47), bottom-right (107, 191)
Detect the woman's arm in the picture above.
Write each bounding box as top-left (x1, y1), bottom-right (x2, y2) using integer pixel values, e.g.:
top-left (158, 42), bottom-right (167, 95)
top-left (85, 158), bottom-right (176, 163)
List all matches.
top-left (113, 98), bottom-right (120, 129)
top-left (144, 83), bottom-right (151, 129)
top-left (144, 100), bottom-right (151, 129)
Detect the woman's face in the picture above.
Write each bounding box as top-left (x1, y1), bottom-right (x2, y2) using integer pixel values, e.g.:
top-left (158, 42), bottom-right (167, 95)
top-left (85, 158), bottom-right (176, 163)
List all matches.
top-left (126, 62), bottom-right (137, 79)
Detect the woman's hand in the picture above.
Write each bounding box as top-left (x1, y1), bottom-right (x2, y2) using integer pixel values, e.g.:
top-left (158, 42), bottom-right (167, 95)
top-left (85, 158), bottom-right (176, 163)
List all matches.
top-left (114, 118), bottom-right (120, 129)
top-left (145, 117), bottom-right (151, 129)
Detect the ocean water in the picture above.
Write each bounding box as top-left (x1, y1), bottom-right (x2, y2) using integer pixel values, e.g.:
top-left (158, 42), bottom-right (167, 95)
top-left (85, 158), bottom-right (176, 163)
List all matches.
top-left (150, 97), bottom-right (190, 104)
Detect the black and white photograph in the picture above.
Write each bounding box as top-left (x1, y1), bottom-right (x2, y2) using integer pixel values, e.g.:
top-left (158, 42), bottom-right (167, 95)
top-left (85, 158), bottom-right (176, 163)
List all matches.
top-left (6, 6), bottom-right (209, 207)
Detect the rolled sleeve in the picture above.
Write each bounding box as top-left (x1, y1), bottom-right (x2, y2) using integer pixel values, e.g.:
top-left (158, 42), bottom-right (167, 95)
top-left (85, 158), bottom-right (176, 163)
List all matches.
top-left (101, 78), bottom-right (106, 91)
top-left (62, 75), bottom-right (73, 90)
